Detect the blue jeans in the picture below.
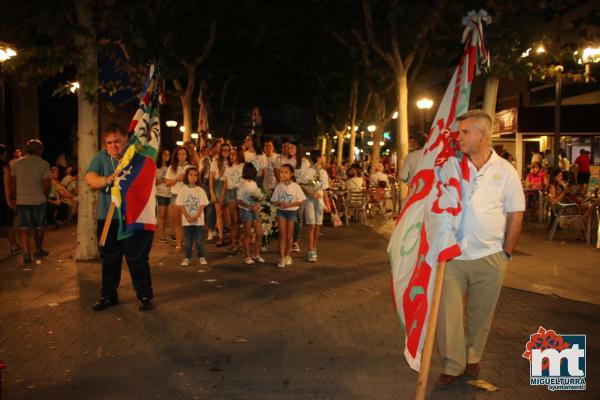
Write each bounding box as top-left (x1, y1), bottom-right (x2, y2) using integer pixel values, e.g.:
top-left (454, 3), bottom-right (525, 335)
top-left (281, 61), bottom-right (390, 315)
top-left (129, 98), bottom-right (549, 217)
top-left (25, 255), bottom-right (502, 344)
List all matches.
top-left (183, 225), bottom-right (205, 259)
top-left (205, 203), bottom-right (216, 230)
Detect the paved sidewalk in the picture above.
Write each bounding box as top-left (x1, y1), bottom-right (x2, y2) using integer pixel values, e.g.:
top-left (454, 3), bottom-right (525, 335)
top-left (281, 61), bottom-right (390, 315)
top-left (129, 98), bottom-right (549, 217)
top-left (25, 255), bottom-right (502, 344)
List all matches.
top-left (0, 224), bottom-right (598, 399)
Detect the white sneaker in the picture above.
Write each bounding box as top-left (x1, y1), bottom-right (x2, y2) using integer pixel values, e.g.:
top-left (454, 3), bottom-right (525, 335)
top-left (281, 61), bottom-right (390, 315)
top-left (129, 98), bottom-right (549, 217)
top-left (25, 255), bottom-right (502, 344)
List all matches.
top-left (252, 255), bottom-right (266, 263)
top-left (284, 256), bottom-right (293, 265)
top-left (198, 257), bottom-right (208, 265)
top-left (277, 259), bottom-right (286, 268)
top-left (207, 230), bottom-right (214, 241)
top-left (292, 242), bottom-right (300, 252)
top-left (180, 258), bottom-right (191, 266)
top-left (244, 257), bottom-right (255, 265)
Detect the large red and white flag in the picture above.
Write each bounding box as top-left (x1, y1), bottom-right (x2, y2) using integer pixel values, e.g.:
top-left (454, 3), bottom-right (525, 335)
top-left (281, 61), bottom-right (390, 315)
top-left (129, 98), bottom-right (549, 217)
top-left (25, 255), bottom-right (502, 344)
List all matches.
top-left (388, 10), bottom-right (491, 371)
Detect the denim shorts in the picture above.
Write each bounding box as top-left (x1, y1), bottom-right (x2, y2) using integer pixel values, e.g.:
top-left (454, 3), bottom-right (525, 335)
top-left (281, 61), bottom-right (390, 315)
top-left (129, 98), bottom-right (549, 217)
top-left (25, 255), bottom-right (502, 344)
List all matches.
top-left (304, 198), bottom-right (324, 225)
top-left (157, 195), bottom-right (170, 207)
top-left (17, 204), bottom-right (47, 229)
top-left (239, 207), bottom-right (258, 222)
top-left (224, 188), bottom-right (237, 204)
top-left (276, 209), bottom-right (297, 221)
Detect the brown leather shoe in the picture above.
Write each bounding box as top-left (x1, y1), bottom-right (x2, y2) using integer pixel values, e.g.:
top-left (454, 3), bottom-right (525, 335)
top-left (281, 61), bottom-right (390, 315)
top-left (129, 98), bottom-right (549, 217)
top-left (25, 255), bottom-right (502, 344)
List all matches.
top-left (435, 373), bottom-right (458, 387)
top-left (462, 363), bottom-right (481, 379)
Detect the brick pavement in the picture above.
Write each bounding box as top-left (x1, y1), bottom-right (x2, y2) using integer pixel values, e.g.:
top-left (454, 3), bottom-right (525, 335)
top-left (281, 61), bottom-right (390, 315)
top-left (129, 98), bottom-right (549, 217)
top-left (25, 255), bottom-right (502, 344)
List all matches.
top-left (0, 224), bottom-right (598, 399)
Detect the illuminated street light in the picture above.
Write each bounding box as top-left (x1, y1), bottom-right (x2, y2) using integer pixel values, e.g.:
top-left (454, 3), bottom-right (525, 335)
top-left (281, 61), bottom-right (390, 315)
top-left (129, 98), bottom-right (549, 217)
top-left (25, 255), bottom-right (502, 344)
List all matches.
top-left (179, 126), bottom-right (185, 133)
top-left (69, 81), bottom-right (80, 94)
top-left (367, 140), bottom-right (374, 146)
top-left (392, 111), bottom-right (398, 119)
top-left (191, 133), bottom-right (199, 139)
top-left (535, 45), bottom-right (546, 54)
top-left (379, 141), bottom-right (385, 146)
top-left (207, 133), bottom-right (212, 139)
top-left (166, 120), bottom-right (177, 127)
top-left (354, 126), bottom-right (358, 132)
top-left (367, 125), bottom-right (376, 132)
top-left (0, 44), bottom-right (17, 62)
top-left (416, 98), bottom-right (434, 110)
top-left (176, 141), bottom-right (183, 146)
top-left (575, 46), bottom-right (600, 83)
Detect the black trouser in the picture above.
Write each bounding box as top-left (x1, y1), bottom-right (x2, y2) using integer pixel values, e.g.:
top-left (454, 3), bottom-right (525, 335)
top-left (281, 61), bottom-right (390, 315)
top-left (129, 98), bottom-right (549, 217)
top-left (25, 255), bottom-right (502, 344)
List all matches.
top-left (97, 221), bottom-right (154, 301)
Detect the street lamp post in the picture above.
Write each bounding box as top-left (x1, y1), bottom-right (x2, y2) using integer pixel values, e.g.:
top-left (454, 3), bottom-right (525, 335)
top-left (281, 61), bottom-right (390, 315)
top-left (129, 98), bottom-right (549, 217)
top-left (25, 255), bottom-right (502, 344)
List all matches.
top-left (0, 43), bottom-right (17, 145)
top-left (416, 98), bottom-right (434, 134)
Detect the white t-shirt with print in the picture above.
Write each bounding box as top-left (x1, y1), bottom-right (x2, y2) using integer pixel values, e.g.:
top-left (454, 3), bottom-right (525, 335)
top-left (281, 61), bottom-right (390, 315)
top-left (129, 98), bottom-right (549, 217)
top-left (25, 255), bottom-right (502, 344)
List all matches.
top-left (165, 164), bottom-right (192, 195)
top-left (210, 159), bottom-right (227, 181)
top-left (270, 181), bottom-right (306, 211)
top-left (236, 179), bottom-right (260, 210)
top-left (257, 153), bottom-right (281, 189)
top-left (223, 163), bottom-right (243, 189)
top-left (175, 185), bottom-right (209, 226)
top-left (155, 166), bottom-right (170, 197)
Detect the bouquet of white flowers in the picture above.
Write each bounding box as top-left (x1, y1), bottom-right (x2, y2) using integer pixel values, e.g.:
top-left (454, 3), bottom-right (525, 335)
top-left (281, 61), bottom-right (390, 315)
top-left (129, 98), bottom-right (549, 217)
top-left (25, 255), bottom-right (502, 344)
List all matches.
top-left (249, 187), bottom-right (266, 203)
top-left (299, 172), bottom-right (321, 196)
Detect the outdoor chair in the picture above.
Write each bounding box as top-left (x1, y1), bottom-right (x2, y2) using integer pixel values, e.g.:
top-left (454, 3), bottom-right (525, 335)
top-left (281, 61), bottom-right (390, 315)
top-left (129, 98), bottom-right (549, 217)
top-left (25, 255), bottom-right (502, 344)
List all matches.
top-left (343, 190), bottom-right (368, 225)
top-left (548, 201), bottom-right (587, 241)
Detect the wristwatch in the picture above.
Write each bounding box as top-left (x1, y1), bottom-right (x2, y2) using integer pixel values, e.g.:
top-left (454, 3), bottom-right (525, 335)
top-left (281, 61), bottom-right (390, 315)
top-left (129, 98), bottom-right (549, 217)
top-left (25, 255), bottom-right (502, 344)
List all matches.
top-left (503, 250), bottom-right (513, 261)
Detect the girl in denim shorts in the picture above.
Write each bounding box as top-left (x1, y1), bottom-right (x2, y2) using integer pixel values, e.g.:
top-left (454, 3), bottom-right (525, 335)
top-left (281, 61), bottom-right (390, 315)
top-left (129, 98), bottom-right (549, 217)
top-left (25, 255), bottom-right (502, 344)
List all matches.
top-left (270, 164), bottom-right (306, 268)
top-left (236, 163), bottom-right (265, 265)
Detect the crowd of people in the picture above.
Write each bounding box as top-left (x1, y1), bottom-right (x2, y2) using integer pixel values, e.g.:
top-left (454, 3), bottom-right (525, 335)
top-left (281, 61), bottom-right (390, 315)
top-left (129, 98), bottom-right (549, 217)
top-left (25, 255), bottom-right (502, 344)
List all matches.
top-left (149, 131), bottom-right (394, 269)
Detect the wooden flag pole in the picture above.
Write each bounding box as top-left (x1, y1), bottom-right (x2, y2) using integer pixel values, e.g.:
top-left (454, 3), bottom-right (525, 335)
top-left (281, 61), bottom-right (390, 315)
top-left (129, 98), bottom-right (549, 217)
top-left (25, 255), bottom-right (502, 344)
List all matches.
top-left (414, 261), bottom-right (447, 400)
top-left (98, 202), bottom-right (116, 247)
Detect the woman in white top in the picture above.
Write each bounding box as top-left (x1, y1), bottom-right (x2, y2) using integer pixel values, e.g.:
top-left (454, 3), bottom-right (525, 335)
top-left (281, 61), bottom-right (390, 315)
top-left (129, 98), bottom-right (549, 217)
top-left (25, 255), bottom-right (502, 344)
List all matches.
top-left (243, 134), bottom-right (265, 186)
top-left (369, 163), bottom-right (389, 186)
top-left (165, 146), bottom-right (192, 251)
top-left (155, 148), bottom-right (171, 243)
top-left (236, 163), bottom-right (265, 265)
top-left (209, 143), bottom-right (230, 247)
top-left (223, 147), bottom-right (245, 253)
top-left (344, 166), bottom-right (365, 192)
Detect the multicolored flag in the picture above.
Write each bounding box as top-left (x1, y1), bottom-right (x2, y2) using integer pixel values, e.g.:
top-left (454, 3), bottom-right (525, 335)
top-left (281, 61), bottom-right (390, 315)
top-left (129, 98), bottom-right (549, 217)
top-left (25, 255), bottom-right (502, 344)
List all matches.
top-left (111, 64), bottom-right (162, 239)
top-left (197, 81), bottom-right (209, 148)
top-left (387, 10), bottom-right (491, 371)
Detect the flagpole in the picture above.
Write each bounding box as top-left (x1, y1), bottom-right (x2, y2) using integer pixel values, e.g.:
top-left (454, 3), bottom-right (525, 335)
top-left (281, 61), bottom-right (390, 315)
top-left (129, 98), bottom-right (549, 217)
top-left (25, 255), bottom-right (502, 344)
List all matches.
top-left (414, 261), bottom-right (446, 400)
top-left (98, 202), bottom-right (116, 247)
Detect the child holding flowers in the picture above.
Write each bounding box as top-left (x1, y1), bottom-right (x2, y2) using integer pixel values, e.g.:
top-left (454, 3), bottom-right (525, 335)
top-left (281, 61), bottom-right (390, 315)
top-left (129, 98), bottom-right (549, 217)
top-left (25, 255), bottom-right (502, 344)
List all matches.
top-left (270, 164), bottom-right (306, 268)
top-left (236, 163), bottom-right (265, 265)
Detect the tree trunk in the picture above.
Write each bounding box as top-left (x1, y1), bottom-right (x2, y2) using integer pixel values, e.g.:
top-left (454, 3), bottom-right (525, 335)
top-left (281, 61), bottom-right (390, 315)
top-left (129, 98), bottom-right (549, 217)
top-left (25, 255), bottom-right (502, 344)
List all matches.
top-left (174, 66), bottom-right (196, 143)
top-left (74, 0), bottom-right (99, 261)
top-left (181, 95), bottom-right (192, 143)
top-left (396, 70), bottom-right (409, 173)
top-left (371, 127), bottom-right (383, 167)
top-left (483, 76), bottom-right (499, 143)
top-left (348, 80), bottom-right (358, 164)
top-left (336, 128), bottom-right (344, 166)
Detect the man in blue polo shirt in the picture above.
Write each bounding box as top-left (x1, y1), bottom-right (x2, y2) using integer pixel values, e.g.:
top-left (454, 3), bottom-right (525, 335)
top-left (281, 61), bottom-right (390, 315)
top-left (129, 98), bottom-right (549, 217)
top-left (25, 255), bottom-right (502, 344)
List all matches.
top-left (85, 123), bottom-right (154, 312)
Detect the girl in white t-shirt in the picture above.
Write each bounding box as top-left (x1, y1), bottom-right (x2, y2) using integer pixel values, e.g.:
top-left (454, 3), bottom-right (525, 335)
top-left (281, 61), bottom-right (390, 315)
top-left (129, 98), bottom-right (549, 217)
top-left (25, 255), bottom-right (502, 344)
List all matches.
top-left (236, 163), bottom-right (265, 265)
top-left (223, 147), bottom-right (244, 253)
top-left (175, 167), bottom-right (209, 266)
top-left (155, 148), bottom-right (171, 243)
top-left (209, 143), bottom-right (231, 247)
top-left (270, 164), bottom-right (306, 268)
top-left (298, 151), bottom-right (330, 263)
top-left (165, 146), bottom-right (192, 251)
top-left (284, 143), bottom-right (307, 253)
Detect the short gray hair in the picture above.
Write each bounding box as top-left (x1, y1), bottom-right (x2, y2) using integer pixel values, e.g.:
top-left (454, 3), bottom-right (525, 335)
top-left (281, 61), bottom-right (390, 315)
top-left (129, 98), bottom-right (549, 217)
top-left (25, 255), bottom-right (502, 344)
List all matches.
top-left (457, 109), bottom-right (492, 141)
